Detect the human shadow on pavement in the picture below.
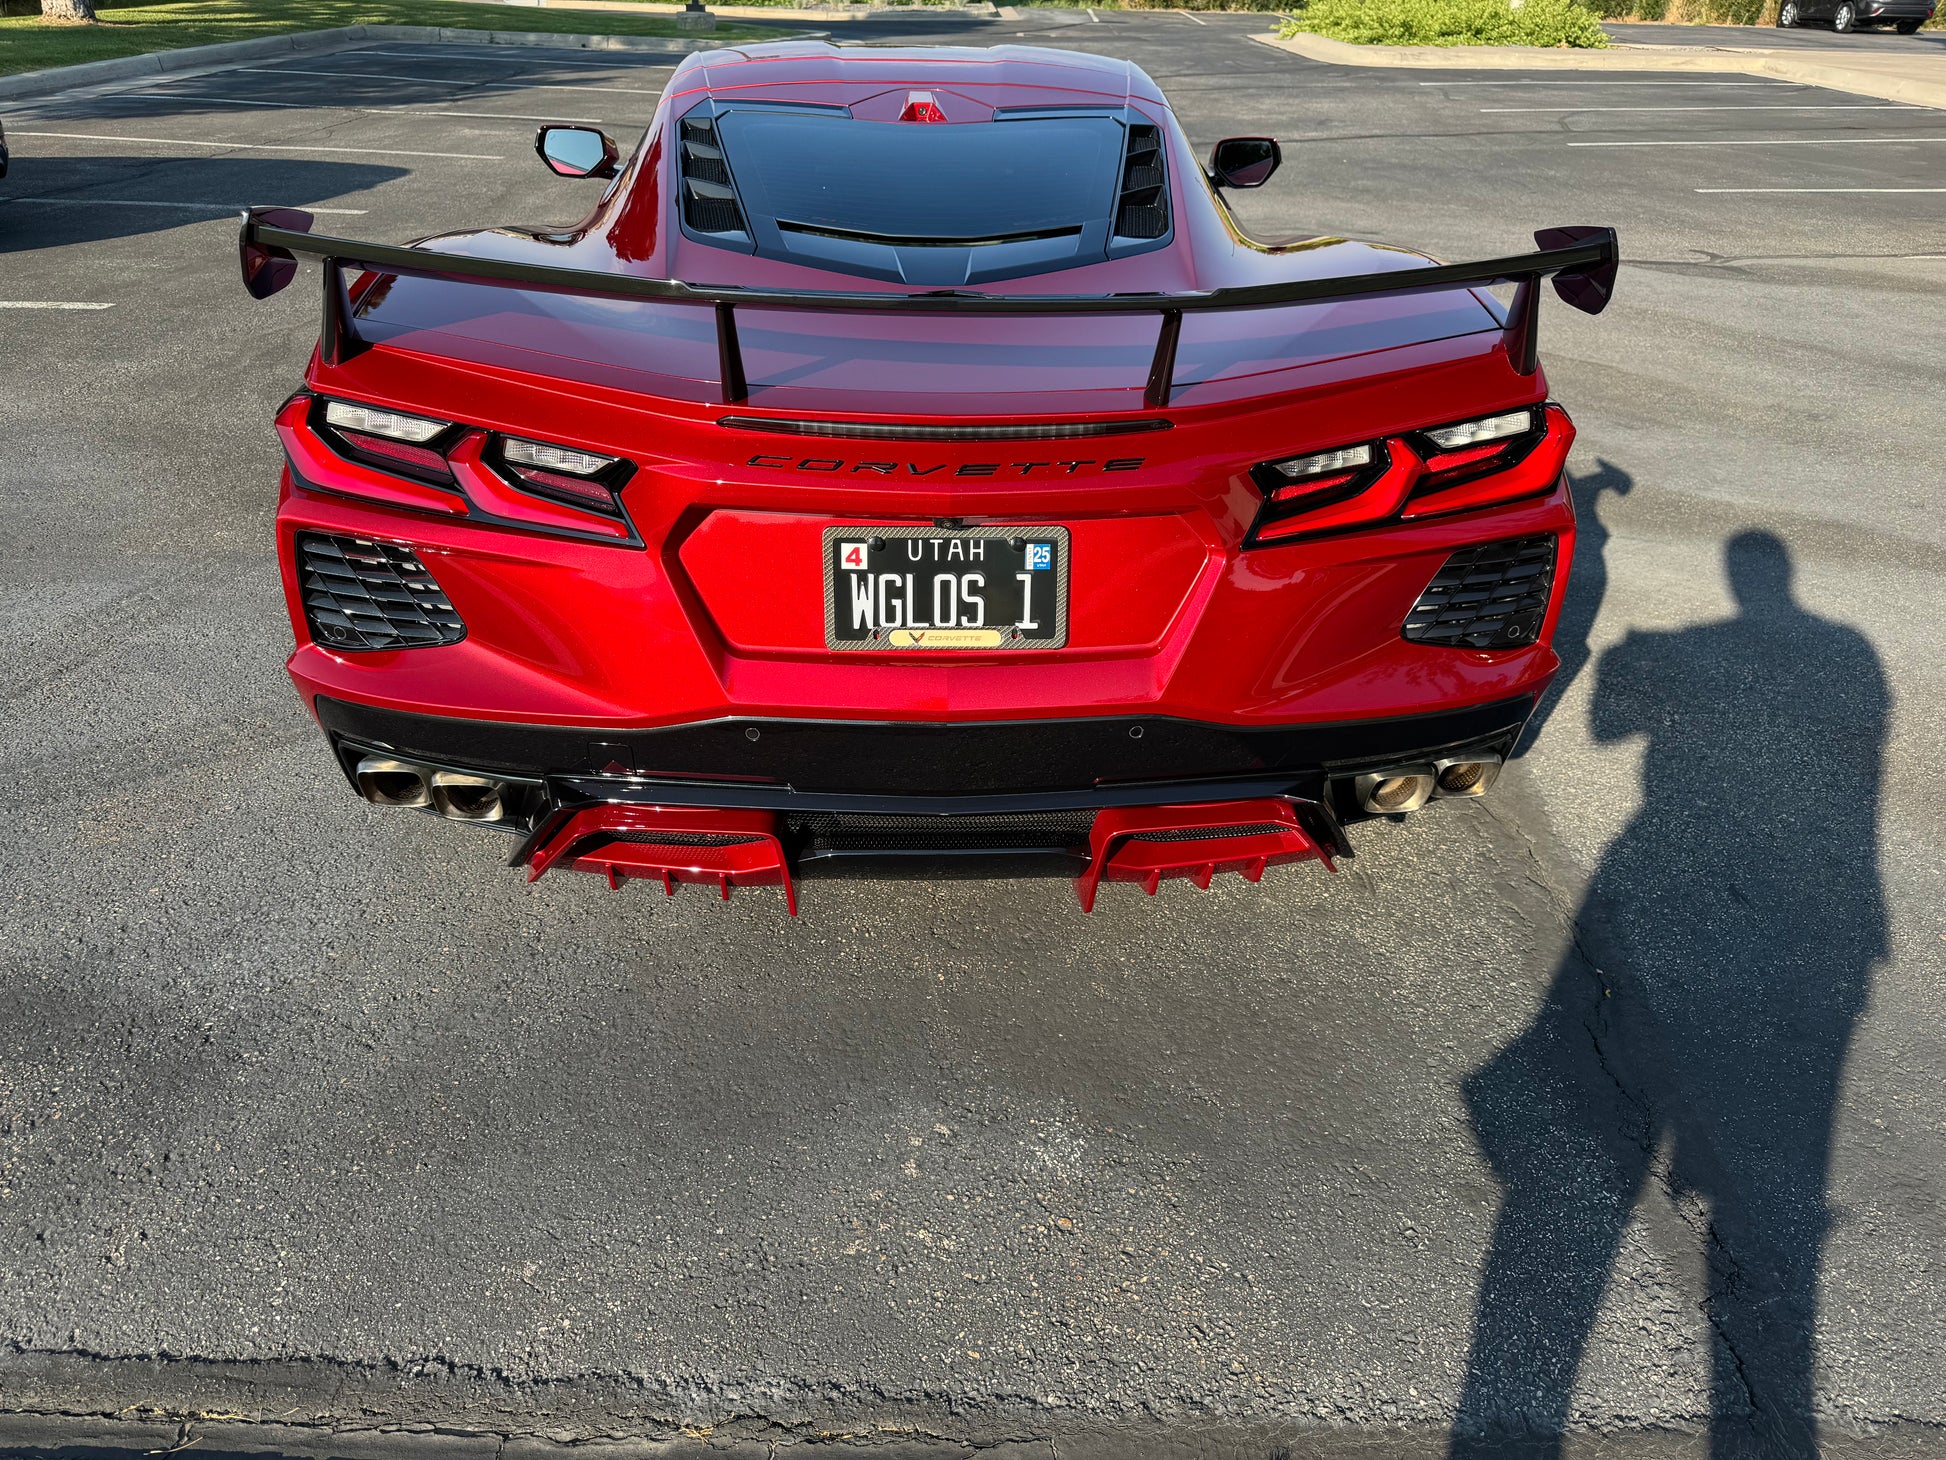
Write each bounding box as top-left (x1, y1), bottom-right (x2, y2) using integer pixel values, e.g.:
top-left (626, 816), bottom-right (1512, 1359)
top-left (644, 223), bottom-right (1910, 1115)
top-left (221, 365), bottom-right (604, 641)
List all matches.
top-left (1452, 531), bottom-right (1888, 1459)
top-left (1516, 460), bottom-right (1632, 757)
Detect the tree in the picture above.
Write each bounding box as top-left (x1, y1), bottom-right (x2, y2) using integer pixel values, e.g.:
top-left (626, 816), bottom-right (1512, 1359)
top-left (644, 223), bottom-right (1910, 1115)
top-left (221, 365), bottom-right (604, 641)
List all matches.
top-left (41, 0), bottom-right (98, 18)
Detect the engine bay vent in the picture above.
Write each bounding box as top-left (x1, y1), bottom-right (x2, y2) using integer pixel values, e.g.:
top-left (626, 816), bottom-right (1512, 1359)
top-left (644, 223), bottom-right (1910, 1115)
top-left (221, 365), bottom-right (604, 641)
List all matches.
top-left (1114, 122), bottom-right (1168, 241)
top-left (680, 114), bottom-right (747, 235)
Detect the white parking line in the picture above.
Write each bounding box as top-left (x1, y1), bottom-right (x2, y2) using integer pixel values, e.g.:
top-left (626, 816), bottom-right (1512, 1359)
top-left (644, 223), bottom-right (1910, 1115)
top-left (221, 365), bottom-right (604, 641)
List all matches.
top-left (304, 50), bottom-right (677, 72)
top-left (9, 131), bottom-right (504, 160)
top-left (1696, 186), bottom-right (1946, 193)
top-left (1483, 104), bottom-right (1919, 112)
top-left (0, 301), bottom-right (116, 310)
top-left (1176, 8), bottom-right (1208, 21)
top-left (111, 93), bottom-right (608, 124)
top-left (1570, 135), bottom-right (1946, 147)
top-left (1422, 79), bottom-right (1801, 86)
top-left (4, 197), bottom-right (369, 212)
top-left (233, 66), bottom-right (663, 95)
top-left (1085, 7), bottom-right (1101, 18)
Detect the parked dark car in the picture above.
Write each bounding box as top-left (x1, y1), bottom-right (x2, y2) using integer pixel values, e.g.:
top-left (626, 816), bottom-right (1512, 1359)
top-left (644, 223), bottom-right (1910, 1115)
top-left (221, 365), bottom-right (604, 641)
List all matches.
top-left (1778, 0), bottom-right (1934, 31)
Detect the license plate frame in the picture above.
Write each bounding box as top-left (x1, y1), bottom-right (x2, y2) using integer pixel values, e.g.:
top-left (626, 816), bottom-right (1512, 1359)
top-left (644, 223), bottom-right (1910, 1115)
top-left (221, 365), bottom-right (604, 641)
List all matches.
top-left (822, 525), bottom-right (1070, 652)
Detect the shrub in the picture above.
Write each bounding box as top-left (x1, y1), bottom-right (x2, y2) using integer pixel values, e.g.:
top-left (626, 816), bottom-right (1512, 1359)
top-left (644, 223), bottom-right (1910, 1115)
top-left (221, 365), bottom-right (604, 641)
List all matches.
top-left (1280, 0), bottom-right (1612, 46)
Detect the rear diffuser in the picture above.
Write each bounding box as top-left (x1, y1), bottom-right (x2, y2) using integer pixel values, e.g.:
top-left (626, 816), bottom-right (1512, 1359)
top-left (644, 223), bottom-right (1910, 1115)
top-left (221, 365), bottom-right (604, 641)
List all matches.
top-left (523, 804), bottom-right (797, 914)
top-left (1076, 798), bottom-right (1332, 912)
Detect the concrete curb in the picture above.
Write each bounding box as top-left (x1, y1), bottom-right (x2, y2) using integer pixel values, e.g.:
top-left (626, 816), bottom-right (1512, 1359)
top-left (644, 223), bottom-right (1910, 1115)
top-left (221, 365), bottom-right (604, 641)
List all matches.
top-left (4, 1411), bottom-right (1946, 1460)
top-left (0, 22), bottom-right (790, 105)
top-left (1251, 28), bottom-right (1946, 109)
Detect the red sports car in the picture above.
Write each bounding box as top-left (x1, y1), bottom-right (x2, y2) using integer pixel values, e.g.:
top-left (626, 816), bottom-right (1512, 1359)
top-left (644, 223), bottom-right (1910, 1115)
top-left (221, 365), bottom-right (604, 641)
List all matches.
top-left (238, 42), bottom-right (1615, 915)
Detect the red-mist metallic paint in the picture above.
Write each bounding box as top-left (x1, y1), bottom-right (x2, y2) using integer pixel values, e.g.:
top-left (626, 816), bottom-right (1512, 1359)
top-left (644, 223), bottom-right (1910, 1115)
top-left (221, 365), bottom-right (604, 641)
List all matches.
top-left (274, 43), bottom-right (1580, 745)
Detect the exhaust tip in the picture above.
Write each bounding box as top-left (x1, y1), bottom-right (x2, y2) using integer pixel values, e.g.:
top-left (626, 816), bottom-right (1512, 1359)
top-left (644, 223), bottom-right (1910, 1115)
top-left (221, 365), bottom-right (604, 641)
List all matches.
top-left (430, 771), bottom-right (507, 823)
top-left (1353, 767), bottom-right (1435, 816)
top-left (355, 757), bottom-right (431, 808)
top-left (1433, 754), bottom-right (1503, 799)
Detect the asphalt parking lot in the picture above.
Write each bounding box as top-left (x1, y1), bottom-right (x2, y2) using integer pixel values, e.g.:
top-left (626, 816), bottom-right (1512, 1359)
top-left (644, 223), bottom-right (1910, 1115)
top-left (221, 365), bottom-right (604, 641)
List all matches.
top-left (1, 11), bottom-right (1943, 1455)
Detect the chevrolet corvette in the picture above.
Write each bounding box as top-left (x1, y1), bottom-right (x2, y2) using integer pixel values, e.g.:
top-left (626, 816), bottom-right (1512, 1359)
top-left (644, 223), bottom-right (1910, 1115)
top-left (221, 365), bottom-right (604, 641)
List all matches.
top-left (236, 41), bottom-right (1617, 914)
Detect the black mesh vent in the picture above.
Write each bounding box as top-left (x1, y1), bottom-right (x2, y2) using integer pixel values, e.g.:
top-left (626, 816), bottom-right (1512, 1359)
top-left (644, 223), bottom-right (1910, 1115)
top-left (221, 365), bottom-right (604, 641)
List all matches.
top-left (790, 809), bottom-right (1096, 855)
top-left (1114, 123), bottom-right (1168, 241)
top-left (680, 114), bottom-right (746, 235)
top-left (1403, 535), bottom-right (1557, 650)
top-left (296, 533), bottom-right (465, 653)
top-left (1129, 824), bottom-right (1288, 843)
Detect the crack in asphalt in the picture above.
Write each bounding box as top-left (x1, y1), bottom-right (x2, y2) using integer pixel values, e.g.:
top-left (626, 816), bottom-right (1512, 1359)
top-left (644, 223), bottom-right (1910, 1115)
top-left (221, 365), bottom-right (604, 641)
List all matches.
top-left (1479, 797), bottom-right (1768, 1429)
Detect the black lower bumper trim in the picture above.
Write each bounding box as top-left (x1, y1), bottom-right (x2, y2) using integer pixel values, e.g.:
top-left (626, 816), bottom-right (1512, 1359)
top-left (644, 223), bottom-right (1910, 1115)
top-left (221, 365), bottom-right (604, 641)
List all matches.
top-left (315, 695), bottom-right (1536, 799)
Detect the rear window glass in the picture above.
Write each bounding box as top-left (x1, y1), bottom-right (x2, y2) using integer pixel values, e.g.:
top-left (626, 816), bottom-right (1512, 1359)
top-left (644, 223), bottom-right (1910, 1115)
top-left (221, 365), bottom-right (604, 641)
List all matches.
top-left (714, 111), bottom-right (1125, 243)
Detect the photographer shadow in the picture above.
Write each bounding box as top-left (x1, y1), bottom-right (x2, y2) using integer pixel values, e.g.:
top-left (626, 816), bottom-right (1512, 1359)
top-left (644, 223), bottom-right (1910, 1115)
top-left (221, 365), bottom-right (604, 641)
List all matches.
top-left (1453, 531), bottom-right (1888, 1458)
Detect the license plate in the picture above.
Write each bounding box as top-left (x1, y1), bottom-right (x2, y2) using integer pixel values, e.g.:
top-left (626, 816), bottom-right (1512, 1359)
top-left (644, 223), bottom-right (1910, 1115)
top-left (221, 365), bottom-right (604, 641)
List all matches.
top-left (823, 526), bottom-right (1070, 651)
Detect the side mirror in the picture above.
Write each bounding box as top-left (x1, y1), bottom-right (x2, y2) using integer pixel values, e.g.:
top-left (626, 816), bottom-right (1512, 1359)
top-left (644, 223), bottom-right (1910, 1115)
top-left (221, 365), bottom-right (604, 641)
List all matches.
top-left (536, 125), bottom-right (620, 180)
top-left (1210, 137), bottom-right (1280, 190)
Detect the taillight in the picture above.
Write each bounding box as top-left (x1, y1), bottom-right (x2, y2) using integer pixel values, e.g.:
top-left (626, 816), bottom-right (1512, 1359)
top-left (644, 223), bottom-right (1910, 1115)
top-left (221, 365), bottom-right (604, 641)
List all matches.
top-left (1247, 440), bottom-right (1416, 546)
top-left (1246, 404), bottom-right (1572, 545)
top-left (496, 436), bottom-right (627, 516)
top-left (318, 399), bottom-right (456, 483)
top-left (334, 431), bottom-right (450, 478)
top-left (1261, 444), bottom-right (1374, 504)
top-left (1422, 410), bottom-right (1532, 451)
top-left (322, 401), bottom-right (447, 443)
top-left (301, 399), bottom-right (636, 538)
top-left (1401, 405), bottom-right (1572, 521)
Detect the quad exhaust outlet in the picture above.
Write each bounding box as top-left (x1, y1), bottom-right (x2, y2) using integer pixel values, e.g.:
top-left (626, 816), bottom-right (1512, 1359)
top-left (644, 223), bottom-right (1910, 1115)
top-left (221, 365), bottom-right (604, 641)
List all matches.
top-left (354, 757), bottom-right (431, 808)
top-left (1433, 753), bottom-right (1502, 799)
top-left (353, 754), bottom-right (527, 823)
top-left (429, 771), bottom-right (507, 823)
top-left (1352, 752), bottom-right (1502, 815)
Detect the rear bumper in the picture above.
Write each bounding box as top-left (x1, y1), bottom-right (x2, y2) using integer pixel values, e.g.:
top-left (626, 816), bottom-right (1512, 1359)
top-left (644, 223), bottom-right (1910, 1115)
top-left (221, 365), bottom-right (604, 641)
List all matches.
top-left (317, 691), bottom-right (1536, 807)
top-left (317, 691), bottom-right (1533, 908)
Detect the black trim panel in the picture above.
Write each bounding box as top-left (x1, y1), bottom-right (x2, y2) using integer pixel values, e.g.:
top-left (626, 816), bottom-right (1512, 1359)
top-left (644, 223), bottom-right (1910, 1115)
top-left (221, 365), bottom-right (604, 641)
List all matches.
top-left (314, 695), bottom-right (1537, 797)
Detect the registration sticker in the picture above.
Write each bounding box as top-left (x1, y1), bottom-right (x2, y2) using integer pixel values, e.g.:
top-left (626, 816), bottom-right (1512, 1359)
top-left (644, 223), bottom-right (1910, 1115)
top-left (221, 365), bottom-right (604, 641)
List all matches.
top-left (1026, 542), bottom-right (1053, 571)
top-left (837, 540), bottom-right (871, 572)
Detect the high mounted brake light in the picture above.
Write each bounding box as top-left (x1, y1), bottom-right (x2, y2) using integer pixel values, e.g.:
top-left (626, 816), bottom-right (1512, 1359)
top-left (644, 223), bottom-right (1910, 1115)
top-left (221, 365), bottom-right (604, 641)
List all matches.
top-left (898, 91), bottom-right (947, 124)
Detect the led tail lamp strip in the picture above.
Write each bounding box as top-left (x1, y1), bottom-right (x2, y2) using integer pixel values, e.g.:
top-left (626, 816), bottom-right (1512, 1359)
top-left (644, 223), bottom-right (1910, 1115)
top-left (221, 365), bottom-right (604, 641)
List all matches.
top-left (238, 209), bottom-right (1618, 409)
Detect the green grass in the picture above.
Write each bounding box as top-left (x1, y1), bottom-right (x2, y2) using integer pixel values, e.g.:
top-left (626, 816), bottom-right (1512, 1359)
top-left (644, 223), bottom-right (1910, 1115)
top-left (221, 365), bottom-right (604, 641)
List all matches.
top-left (1279, 0), bottom-right (1611, 45)
top-left (0, 0), bottom-right (775, 79)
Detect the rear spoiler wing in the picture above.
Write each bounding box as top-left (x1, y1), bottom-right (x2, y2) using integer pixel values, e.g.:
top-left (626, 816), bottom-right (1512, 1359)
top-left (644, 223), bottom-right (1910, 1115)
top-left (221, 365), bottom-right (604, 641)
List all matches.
top-left (238, 207), bottom-right (1617, 409)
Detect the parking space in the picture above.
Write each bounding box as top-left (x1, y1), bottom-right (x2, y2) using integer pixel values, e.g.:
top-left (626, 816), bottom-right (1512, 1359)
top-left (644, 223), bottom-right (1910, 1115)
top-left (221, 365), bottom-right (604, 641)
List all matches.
top-left (1605, 19), bottom-right (1946, 47)
top-left (1, 16), bottom-right (1943, 1452)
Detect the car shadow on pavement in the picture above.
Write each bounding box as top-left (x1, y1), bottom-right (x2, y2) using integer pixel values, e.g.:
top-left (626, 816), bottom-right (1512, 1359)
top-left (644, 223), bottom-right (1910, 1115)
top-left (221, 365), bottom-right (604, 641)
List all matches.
top-left (0, 156), bottom-right (405, 253)
top-left (1516, 458), bottom-right (1632, 758)
top-left (1451, 530), bottom-right (1888, 1458)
